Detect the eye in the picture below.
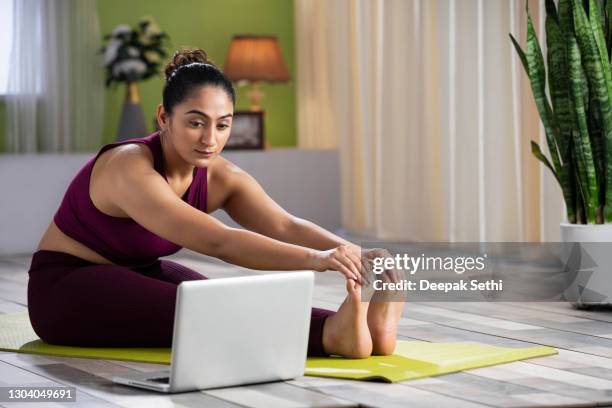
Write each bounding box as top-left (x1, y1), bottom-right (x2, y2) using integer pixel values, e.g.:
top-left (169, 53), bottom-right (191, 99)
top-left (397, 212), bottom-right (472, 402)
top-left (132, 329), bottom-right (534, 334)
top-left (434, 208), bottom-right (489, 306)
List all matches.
top-left (217, 123), bottom-right (230, 130)
top-left (190, 120), bottom-right (205, 128)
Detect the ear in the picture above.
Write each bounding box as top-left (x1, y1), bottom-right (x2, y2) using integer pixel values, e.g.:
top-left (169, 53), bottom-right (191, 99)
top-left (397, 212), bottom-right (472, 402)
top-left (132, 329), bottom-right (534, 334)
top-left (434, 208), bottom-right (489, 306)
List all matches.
top-left (155, 104), bottom-right (169, 130)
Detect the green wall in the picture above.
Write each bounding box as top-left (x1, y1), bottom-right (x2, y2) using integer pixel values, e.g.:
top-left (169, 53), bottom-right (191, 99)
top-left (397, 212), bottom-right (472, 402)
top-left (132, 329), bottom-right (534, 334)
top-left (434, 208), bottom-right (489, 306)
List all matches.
top-left (98, 0), bottom-right (296, 148)
top-left (0, 0), bottom-right (296, 151)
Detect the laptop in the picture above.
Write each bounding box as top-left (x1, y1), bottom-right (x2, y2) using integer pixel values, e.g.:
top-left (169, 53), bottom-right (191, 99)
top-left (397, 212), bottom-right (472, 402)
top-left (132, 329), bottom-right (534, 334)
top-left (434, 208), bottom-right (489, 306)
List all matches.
top-left (112, 271), bottom-right (314, 393)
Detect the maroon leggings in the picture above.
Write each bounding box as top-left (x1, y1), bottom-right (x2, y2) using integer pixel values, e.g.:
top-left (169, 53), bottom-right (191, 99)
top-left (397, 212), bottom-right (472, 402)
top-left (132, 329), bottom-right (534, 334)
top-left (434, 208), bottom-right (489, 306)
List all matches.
top-left (27, 250), bottom-right (334, 356)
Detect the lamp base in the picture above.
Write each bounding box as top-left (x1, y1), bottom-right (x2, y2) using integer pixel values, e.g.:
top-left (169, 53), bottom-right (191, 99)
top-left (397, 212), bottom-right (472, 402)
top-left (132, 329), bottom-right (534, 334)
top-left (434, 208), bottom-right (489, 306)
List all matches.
top-left (247, 82), bottom-right (265, 111)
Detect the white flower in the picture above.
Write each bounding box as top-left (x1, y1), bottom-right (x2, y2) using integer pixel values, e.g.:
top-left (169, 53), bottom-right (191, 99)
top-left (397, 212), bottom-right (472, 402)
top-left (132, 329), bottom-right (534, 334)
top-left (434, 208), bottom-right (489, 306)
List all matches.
top-left (112, 59), bottom-right (147, 78)
top-left (104, 39), bottom-right (121, 66)
top-left (112, 24), bottom-right (132, 37)
top-left (126, 46), bottom-right (140, 58)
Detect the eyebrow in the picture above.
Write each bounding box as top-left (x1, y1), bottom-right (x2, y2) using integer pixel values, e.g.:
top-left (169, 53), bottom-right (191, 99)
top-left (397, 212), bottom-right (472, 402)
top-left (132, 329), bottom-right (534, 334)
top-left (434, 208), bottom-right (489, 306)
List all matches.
top-left (185, 110), bottom-right (233, 119)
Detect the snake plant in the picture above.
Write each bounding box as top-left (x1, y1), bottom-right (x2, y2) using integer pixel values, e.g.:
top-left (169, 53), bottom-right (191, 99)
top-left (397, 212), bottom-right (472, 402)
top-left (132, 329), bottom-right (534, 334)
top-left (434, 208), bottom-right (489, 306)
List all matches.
top-left (511, 0), bottom-right (612, 224)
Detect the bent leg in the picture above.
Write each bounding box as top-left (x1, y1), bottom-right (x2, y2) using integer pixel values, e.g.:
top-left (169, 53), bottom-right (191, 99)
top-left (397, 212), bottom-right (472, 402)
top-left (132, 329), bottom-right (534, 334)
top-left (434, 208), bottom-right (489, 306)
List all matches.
top-left (27, 250), bottom-right (361, 355)
top-left (27, 252), bottom-right (205, 347)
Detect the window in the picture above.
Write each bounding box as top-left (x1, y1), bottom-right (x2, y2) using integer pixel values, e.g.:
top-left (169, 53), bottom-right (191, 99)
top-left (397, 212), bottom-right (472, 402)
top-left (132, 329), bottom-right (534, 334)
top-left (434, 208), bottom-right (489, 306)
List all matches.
top-left (0, 0), bottom-right (14, 94)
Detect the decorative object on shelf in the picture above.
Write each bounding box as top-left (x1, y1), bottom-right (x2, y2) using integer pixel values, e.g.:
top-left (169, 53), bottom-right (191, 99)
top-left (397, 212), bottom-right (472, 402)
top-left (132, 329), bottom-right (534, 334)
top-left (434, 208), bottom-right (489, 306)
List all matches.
top-left (101, 16), bottom-right (170, 140)
top-left (224, 35), bottom-right (291, 112)
top-left (225, 111), bottom-right (265, 150)
top-left (511, 0), bottom-right (612, 307)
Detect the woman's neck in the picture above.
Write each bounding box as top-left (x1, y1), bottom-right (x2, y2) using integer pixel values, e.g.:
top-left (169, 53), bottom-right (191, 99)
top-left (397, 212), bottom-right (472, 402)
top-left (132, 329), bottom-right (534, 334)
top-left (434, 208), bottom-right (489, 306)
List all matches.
top-left (159, 130), bottom-right (196, 181)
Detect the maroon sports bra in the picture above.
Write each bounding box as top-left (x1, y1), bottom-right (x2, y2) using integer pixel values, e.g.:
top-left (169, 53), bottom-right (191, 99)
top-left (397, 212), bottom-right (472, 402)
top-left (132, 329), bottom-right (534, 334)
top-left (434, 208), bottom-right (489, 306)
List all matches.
top-left (53, 131), bottom-right (208, 267)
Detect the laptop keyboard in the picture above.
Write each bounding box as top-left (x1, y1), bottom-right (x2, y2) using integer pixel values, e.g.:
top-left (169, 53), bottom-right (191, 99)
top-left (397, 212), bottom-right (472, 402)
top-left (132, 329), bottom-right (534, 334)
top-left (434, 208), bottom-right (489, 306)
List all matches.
top-left (149, 377), bottom-right (170, 383)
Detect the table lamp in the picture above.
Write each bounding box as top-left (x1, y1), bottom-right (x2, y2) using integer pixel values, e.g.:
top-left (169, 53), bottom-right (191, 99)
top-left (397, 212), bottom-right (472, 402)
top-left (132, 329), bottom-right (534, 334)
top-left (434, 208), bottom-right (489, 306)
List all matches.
top-left (224, 35), bottom-right (291, 111)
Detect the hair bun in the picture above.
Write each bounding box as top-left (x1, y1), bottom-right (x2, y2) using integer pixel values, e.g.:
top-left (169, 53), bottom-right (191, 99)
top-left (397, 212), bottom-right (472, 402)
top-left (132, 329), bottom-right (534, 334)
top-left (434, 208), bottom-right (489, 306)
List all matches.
top-left (164, 48), bottom-right (212, 80)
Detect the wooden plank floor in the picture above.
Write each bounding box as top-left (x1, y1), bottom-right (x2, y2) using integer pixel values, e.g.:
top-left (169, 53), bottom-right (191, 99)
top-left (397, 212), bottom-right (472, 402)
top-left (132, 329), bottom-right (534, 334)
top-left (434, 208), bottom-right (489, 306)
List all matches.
top-left (1, 250), bottom-right (612, 407)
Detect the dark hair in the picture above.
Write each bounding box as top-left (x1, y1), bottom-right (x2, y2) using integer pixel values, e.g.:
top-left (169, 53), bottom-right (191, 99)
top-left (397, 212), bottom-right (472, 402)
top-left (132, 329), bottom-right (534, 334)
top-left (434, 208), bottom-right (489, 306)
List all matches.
top-left (162, 48), bottom-right (236, 114)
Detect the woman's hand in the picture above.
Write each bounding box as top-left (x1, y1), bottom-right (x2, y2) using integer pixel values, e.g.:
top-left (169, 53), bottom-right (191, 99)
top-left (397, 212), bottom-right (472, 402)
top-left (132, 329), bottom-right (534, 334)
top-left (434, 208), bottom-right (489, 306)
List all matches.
top-left (361, 248), bottom-right (400, 283)
top-left (310, 244), bottom-right (366, 283)
top-left (308, 245), bottom-right (400, 286)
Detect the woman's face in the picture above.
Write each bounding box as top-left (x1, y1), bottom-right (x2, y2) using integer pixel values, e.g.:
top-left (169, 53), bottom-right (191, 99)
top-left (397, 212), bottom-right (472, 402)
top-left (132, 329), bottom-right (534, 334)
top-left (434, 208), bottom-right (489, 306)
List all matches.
top-left (159, 85), bottom-right (234, 167)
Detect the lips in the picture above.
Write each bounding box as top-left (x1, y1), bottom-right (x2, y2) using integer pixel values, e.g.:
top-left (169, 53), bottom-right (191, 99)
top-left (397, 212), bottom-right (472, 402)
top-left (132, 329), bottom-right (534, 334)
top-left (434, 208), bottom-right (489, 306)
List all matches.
top-left (195, 149), bottom-right (215, 156)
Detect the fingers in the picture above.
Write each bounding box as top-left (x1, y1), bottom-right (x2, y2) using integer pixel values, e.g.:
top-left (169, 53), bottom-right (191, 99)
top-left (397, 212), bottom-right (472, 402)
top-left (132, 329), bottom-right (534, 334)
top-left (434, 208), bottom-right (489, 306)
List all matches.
top-left (339, 245), bottom-right (367, 284)
top-left (331, 257), bottom-right (358, 281)
top-left (363, 248), bottom-right (399, 284)
top-left (351, 245), bottom-right (376, 285)
top-left (323, 245), bottom-right (379, 285)
top-left (341, 245), bottom-right (380, 286)
top-left (361, 253), bottom-right (377, 285)
top-left (346, 248), bottom-right (368, 285)
top-left (334, 255), bottom-right (360, 283)
top-left (359, 258), bottom-right (373, 285)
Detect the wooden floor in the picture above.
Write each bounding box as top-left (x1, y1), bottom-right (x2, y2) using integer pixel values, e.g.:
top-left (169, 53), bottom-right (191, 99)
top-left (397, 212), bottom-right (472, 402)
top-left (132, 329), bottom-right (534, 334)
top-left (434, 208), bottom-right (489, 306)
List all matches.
top-left (2, 251), bottom-right (612, 408)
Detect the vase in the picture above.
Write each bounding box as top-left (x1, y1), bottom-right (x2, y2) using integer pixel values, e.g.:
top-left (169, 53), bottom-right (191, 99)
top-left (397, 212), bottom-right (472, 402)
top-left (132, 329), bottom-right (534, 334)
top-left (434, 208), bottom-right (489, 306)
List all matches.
top-left (116, 82), bottom-right (148, 141)
top-left (561, 223), bottom-right (612, 309)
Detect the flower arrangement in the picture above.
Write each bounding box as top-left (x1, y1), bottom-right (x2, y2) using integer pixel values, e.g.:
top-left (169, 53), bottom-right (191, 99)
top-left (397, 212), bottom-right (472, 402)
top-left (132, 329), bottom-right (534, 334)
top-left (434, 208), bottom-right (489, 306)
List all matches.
top-left (101, 16), bottom-right (170, 87)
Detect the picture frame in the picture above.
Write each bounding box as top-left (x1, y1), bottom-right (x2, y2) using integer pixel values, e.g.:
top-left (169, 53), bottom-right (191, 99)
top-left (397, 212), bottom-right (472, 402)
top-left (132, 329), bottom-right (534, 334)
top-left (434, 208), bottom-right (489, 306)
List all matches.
top-left (225, 111), bottom-right (265, 150)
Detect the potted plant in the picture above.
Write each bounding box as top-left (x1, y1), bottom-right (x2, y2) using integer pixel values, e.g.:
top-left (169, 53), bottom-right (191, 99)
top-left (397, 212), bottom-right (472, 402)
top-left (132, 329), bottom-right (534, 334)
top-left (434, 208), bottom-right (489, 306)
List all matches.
top-left (101, 16), bottom-right (169, 140)
top-left (511, 0), bottom-right (612, 307)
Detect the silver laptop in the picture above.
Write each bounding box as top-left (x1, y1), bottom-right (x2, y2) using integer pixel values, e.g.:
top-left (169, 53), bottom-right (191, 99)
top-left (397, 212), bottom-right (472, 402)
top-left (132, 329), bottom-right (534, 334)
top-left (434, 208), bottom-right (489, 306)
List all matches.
top-left (112, 271), bottom-right (314, 393)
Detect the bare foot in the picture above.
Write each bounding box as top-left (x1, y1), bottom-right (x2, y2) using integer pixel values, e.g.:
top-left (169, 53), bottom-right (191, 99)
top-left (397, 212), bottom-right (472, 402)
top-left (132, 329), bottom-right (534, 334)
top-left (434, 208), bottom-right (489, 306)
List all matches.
top-left (367, 278), bottom-right (405, 355)
top-left (321, 279), bottom-right (373, 358)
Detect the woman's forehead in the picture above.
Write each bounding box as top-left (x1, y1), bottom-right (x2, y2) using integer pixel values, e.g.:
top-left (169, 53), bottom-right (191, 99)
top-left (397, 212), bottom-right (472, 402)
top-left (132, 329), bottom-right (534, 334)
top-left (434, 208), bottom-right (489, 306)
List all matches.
top-left (179, 86), bottom-right (233, 115)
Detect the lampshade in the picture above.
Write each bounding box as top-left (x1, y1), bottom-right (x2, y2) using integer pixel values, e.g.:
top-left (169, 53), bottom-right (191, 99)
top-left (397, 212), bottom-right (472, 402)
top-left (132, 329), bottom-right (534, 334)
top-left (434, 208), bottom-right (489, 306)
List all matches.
top-left (224, 35), bottom-right (291, 83)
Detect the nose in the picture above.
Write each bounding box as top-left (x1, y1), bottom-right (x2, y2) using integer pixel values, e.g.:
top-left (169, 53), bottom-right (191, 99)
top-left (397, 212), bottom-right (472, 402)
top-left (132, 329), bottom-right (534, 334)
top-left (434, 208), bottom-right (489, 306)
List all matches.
top-left (199, 125), bottom-right (217, 149)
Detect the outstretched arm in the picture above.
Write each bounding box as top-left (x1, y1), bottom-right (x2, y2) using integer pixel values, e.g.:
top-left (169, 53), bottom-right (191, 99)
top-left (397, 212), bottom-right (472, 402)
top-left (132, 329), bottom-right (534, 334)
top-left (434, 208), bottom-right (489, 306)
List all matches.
top-left (106, 148), bottom-right (362, 280)
top-left (276, 216), bottom-right (354, 250)
top-left (222, 166), bottom-right (359, 251)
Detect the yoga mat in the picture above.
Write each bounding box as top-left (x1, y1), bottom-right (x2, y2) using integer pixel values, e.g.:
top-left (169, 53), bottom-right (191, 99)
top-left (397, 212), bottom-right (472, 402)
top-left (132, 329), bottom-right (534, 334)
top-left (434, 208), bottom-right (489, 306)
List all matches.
top-left (305, 341), bottom-right (557, 382)
top-left (0, 312), bottom-right (557, 383)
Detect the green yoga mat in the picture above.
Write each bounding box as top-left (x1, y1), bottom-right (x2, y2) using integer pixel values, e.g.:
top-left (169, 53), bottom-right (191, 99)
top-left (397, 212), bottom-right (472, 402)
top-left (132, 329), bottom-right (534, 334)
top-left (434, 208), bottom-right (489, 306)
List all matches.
top-left (0, 312), bottom-right (557, 383)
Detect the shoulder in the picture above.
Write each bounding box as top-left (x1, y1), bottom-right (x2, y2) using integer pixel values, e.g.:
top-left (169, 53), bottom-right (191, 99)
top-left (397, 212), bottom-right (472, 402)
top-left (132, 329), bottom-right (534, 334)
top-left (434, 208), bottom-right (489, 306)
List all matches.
top-left (97, 142), bottom-right (157, 184)
top-left (104, 142), bottom-right (154, 165)
top-left (208, 154), bottom-right (252, 190)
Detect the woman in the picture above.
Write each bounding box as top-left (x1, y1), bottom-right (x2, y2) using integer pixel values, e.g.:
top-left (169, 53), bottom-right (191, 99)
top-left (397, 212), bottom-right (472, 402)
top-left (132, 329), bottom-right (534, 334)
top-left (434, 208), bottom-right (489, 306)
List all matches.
top-left (28, 48), bottom-right (404, 358)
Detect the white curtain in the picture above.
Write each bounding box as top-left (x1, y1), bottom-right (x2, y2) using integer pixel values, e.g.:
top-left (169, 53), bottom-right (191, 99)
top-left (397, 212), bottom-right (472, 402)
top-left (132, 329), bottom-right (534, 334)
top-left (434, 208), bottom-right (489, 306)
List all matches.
top-left (6, 0), bottom-right (104, 152)
top-left (295, 0), bottom-right (564, 242)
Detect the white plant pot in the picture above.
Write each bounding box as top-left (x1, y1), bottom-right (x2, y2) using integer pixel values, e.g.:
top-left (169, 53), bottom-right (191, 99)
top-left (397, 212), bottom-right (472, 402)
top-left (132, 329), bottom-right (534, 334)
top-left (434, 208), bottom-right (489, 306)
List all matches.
top-left (560, 222), bottom-right (612, 308)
